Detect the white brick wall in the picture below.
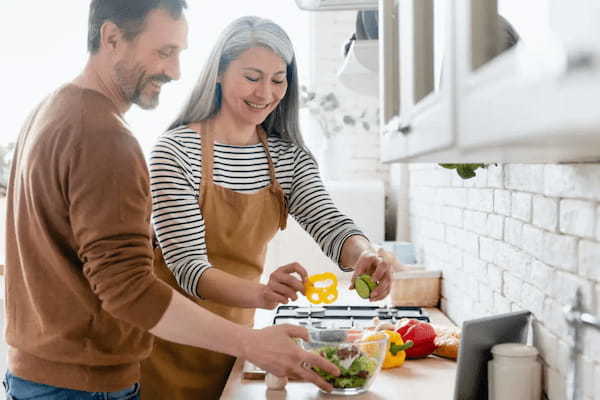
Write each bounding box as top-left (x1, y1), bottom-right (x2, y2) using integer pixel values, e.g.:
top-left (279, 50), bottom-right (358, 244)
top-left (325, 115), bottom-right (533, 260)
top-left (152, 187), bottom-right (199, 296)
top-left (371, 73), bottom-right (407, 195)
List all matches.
top-left (560, 199), bottom-right (596, 239)
top-left (533, 195), bottom-right (558, 231)
top-left (408, 163), bottom-right (600, 400)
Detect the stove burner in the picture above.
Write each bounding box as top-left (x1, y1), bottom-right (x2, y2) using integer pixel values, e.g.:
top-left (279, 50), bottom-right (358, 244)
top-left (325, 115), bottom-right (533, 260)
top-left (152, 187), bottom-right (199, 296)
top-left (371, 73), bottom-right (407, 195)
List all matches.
top-left (294, 306), bottom-right (325, 315)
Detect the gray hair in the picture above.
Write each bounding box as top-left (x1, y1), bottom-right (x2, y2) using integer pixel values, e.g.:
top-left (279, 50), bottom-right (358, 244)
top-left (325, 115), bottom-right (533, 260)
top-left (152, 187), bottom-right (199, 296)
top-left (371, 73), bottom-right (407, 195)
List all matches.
top-left (169, 16), bottom-right (311, 155)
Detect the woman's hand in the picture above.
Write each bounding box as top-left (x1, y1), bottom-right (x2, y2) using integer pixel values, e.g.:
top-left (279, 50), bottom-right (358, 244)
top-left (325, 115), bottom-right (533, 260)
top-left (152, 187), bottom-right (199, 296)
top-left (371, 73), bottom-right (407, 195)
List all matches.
top-left (259, 262), bottom-right (308, 309)
top-left (348, 246), bottom-right (398, 301)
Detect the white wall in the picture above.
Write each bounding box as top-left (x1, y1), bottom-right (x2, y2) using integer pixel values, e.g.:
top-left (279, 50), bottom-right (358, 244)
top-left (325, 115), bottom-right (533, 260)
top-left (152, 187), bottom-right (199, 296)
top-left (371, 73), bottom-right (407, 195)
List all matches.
top-left (408, 163), bottom-right (600, 400)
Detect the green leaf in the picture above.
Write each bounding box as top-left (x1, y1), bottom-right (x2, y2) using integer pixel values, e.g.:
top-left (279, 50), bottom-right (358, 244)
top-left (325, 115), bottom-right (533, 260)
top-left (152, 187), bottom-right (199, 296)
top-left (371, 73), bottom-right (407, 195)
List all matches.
top-left (439, 163), bottom-right (459, 169)
top-left (457, 165), bottom-right (477, 179)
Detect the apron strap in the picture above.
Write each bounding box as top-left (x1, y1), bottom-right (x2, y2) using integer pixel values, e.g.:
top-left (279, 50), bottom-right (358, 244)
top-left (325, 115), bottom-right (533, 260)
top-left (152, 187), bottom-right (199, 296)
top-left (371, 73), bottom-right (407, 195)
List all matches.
top-left (197, 120), bottom-right (215, 209)
top-left (257, 127), bottom-right (288, 230)
top-left (257, 128), bottom-right (279, 192)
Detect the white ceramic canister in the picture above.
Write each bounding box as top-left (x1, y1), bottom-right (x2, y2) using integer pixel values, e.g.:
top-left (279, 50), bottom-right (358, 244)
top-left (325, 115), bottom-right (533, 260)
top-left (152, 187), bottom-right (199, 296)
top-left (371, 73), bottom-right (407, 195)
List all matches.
top-left (488, 343), bottom-right (542, 400)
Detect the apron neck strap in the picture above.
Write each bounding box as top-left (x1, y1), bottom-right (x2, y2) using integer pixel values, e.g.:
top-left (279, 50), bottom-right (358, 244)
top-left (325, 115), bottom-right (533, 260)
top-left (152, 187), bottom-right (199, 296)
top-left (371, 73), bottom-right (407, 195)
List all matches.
top-left (257, 127), bottom-right (287, 230)
top-left (196, 120), bottom-right (214, 209)
top-left (257, 127), bottom-right (281, 193)
top-left (199, 120), bottom-right (215, 186)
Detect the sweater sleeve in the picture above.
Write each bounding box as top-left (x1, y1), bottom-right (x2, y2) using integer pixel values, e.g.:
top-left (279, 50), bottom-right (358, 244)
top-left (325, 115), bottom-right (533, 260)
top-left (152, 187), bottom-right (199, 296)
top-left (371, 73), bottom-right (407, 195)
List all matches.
top-left (149, 134), bottom-right (212, 298)
top-left (68, 114), bottom-right (172, 330)
top-left (287, 148), bottom-right (367, 271)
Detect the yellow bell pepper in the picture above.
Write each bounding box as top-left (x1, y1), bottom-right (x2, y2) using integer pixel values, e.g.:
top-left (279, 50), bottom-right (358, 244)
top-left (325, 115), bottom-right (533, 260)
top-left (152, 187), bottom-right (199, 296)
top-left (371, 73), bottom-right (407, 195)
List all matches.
top-left (360, 332), bottom-right (388, 358)
top-left (304, 272), bottom-right (339, 304)
top-left (380, 330), bottom-right (413, 369)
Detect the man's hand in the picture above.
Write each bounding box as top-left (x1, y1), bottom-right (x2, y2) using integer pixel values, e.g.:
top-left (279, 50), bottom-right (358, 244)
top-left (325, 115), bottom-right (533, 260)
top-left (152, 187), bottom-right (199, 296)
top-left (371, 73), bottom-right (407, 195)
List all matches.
top-left (242, 324), bottom-right (340, 392)
top-left (259, 263), bottom-right (308, 309)
top-left (348, 246), bottom-right (397, 301)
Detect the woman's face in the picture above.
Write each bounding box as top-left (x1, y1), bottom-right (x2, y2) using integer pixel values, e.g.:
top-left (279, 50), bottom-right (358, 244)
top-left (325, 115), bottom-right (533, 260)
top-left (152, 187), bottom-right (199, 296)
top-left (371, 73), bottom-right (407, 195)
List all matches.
top-left (219, 46), bottom-right (288, 127)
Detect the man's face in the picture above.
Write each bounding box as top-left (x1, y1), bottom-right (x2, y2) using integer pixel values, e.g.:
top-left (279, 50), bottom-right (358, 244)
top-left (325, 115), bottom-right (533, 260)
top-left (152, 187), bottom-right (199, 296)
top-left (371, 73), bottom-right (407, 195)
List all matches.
top-left (113, 8), bottom-right (188, 109)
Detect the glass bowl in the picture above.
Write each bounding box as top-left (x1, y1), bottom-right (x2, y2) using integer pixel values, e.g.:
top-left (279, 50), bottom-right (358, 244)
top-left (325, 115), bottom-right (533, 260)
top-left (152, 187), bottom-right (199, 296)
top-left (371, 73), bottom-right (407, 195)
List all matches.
top-left (301, 329), bottom-right (389, 395)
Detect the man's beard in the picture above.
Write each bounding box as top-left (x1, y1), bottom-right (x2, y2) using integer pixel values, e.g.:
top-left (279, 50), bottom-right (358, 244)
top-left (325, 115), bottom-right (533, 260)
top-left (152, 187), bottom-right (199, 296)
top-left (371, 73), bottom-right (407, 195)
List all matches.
top-left (114, 60), bottom-right (170, 110)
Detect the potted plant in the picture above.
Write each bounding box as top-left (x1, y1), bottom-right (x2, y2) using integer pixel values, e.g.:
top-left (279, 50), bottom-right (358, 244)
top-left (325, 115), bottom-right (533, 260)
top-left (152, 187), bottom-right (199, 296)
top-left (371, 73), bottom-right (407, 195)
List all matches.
top-left (0, 142), bottom-right (15, 197)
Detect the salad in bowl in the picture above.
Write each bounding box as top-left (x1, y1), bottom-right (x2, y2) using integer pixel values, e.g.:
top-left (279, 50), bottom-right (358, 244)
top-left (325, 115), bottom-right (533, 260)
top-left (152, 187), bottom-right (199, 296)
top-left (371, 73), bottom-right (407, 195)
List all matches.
top-left (302, 329), bottom-right (388, 395)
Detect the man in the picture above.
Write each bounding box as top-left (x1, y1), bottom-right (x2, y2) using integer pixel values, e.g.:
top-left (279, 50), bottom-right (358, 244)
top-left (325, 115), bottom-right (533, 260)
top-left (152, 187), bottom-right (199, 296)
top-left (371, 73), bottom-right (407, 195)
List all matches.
top-left (3, 1), bottom-right (338, 398)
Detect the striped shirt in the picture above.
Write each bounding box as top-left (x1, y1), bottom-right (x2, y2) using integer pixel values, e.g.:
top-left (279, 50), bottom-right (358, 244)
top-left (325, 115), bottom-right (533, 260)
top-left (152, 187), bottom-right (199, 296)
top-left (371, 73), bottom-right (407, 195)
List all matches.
top-left (149, 126), bottom-right (365, 298)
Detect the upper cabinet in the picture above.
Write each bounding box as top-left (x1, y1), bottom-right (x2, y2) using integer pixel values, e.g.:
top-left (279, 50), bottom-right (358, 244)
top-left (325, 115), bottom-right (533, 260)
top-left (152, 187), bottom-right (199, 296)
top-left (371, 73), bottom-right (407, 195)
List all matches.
top-left (380, 0), bottom-right (456, 162)
top-left (379, 0), bottom-right (600, 163)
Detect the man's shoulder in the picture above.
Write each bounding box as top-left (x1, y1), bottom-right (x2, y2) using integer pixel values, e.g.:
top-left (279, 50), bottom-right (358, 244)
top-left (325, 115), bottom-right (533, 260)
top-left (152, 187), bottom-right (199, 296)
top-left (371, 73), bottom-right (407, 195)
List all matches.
top-left (51, 84), bottom-right (117, 117)
top-left (43, 84), bottom-right (128, 141)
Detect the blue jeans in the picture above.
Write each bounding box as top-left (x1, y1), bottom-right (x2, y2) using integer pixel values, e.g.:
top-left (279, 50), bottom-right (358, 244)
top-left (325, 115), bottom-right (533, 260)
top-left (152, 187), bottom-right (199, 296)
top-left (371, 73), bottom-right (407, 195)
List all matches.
top-left (3, 371), bottom-right (140, 400)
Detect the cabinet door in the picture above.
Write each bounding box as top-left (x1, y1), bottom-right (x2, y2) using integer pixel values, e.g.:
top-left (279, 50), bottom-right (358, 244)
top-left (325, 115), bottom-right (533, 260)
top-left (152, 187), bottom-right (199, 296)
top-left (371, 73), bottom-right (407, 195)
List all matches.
top-left (455, 0), bottom-right (600, 162)
top-left (380, 0), bottom-right (456, 162)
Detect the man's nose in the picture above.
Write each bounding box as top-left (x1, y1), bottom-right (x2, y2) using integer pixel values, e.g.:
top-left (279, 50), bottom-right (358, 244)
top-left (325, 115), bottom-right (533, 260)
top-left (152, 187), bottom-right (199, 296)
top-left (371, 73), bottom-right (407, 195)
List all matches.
top-left (164, 56), bottom-right (181, 81)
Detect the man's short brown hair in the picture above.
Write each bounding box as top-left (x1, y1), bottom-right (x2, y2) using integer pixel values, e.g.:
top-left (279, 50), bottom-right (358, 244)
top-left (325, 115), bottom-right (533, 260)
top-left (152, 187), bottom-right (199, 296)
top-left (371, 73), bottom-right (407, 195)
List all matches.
top-left (87, 0), bottom-right (187, 53)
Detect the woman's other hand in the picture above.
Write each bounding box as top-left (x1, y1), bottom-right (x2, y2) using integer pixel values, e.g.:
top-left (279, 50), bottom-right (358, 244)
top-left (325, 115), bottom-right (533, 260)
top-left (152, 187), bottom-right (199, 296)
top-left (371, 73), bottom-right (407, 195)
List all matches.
top-left (259, 262), bottom-right (308, 309)
top-left (348, 246), bottom-right (396, 301)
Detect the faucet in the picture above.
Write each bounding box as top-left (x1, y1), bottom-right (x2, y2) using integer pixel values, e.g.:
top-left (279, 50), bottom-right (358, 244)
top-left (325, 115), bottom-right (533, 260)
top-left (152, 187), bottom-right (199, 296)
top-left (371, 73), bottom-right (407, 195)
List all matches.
top-left (563, 288), bottom-right (600, 400)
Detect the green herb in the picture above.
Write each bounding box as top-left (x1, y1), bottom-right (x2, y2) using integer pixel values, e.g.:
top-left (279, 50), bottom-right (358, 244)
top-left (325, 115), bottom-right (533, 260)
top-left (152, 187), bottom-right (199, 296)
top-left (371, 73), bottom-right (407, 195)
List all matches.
top-left (439, 163), bottom-right (489, 179)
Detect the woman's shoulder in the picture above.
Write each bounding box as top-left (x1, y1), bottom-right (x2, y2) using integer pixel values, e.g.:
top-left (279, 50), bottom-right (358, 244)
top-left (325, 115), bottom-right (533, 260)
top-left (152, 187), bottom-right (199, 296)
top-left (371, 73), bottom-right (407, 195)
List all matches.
top-left (160, 125), bottom-right (198, 140)
top-left (266, 135), bottom-right (299, 155)
top-left (156, 125), bottom-right (202, 150)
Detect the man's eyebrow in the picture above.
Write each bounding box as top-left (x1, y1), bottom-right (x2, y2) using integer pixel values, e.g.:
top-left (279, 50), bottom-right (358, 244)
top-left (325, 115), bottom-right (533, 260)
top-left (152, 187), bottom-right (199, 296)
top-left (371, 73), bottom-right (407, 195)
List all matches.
top-left (241, 67), bottom-right (286, 75)
top-left (162, 44), bottom-right (188, 51)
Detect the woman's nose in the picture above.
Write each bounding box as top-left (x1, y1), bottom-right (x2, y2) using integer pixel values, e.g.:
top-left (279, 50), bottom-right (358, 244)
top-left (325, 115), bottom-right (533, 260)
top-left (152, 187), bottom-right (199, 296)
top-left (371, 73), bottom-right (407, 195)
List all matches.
top-left (253, 81), bottom-right (272, 100)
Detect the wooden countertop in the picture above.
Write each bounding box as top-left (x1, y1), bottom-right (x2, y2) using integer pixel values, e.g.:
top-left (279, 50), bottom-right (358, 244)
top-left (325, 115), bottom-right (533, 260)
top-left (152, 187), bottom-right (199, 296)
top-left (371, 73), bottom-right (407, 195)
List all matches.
top-left (221, 305), bottom-right (457, 400)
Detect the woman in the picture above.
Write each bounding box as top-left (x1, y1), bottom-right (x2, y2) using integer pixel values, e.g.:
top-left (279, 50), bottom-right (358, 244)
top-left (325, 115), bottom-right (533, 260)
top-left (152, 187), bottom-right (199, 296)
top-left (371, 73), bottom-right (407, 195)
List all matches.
top-left (141, 16), bottom-right (398, 399)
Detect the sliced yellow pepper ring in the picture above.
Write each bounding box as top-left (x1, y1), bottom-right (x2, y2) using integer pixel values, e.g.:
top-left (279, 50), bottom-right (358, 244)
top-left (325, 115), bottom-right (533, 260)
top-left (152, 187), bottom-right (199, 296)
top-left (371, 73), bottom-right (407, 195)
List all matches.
top-left (305, 272), bottom-right (339, 304)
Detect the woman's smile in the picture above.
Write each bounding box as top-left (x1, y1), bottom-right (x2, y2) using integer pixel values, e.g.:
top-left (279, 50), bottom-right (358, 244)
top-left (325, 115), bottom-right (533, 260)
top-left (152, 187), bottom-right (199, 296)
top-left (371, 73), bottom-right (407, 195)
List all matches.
top-left (244, 100), bottom-right (269, 110)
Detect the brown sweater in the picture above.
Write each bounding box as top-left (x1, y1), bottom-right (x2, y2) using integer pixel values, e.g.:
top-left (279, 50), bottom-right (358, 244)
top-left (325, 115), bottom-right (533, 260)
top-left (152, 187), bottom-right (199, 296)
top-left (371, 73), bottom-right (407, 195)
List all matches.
top-left (4, 84), bottom-right (173, 391)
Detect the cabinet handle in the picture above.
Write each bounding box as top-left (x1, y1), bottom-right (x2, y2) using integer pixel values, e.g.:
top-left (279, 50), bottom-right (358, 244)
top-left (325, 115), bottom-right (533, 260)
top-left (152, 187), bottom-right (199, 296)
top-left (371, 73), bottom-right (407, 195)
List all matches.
top-left (565, 51), bottom-right (596, 75)
top-left (399, 124), bottom-right (412, 135)
top-left (383, 116), bottom-right (412, 136)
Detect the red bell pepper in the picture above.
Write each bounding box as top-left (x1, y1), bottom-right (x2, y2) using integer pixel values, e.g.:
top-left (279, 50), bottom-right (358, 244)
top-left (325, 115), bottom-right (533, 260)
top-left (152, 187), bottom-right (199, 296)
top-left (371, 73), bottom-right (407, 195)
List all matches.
top-left (396, 319), bottom-right (437, 359)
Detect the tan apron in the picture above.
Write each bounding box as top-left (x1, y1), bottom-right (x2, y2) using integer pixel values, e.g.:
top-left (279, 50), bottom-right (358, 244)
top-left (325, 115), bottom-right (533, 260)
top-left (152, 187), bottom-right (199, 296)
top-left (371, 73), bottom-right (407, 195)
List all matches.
top-left (140, 123), bottom-right (287, 400)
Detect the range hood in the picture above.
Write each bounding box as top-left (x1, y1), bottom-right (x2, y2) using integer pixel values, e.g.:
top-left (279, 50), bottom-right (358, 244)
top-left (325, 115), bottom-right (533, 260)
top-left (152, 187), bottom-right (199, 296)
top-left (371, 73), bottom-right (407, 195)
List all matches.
top-left (337, 39), bottom-right (378, 97)
top-left (294, 0), bottom-right (377, 11)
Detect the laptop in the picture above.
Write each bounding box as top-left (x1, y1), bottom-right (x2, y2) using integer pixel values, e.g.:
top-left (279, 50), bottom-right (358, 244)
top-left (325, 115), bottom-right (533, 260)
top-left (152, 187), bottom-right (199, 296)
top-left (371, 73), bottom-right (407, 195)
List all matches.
top-left (454, 310), bottom-right (531, 400)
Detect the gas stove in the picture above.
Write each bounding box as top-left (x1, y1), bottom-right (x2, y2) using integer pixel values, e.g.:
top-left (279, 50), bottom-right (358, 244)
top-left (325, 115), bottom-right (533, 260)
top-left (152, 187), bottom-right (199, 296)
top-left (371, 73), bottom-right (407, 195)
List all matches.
top-left (242, 305), bottom-right (432, 379)
top-left (272, 305), bottom-right (430, 330)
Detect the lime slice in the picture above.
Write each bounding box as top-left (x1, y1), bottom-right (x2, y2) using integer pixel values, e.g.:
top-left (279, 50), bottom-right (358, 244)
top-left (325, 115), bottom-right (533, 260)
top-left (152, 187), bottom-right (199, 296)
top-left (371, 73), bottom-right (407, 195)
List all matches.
top-left (355, 276), bottom-right (371, 299)
top-left (359, 274), bottom-right (378, 291)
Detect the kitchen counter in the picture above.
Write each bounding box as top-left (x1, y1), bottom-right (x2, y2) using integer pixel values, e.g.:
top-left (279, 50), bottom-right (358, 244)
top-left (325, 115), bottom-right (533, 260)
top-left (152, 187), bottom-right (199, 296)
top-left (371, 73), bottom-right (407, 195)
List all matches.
top-left (221, 307), bottom-right (457, 399)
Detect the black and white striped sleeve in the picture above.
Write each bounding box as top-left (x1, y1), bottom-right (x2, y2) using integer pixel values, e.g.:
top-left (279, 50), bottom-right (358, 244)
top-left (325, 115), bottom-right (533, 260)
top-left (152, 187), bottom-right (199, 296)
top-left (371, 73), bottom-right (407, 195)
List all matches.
top-left (149, 134), bottom-right (210, 298)
top-left (287, 148), bottom-right (367, 271)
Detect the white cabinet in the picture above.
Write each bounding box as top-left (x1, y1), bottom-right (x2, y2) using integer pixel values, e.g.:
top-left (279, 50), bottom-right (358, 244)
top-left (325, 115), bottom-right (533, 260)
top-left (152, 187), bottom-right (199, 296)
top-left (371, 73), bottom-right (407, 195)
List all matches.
top-left (380, 0), bottom-right (600, 163)
top-left (380, 0), bottom-right (456, 161)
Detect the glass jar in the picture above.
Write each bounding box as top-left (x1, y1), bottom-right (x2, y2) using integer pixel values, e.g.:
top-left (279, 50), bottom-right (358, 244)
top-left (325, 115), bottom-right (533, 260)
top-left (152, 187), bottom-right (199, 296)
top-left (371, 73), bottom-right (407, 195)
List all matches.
top-left (488, 343), bottom-right (542, 400)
